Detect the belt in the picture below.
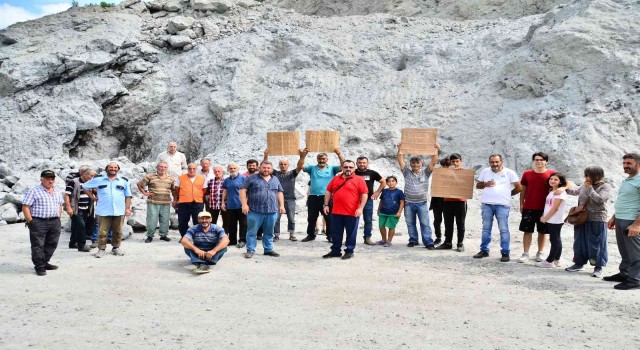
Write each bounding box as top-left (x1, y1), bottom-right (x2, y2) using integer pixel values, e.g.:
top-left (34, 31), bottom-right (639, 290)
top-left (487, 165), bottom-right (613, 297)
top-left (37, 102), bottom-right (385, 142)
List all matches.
top-left (32, 217), bottom-right (60, 221)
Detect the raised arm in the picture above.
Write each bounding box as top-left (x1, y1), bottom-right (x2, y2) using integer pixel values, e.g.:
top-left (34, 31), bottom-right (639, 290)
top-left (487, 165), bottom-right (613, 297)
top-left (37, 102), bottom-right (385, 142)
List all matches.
top-left (428, 144), bottom-right (440, 171)
top-left (397, 143), bottom-right (406, 169)
top-left (263, 149), bottom-right (269, 162)
top-left (335, 147), bottom-right (345, 165)
top-left (296, 148), bottom-right (307, 173)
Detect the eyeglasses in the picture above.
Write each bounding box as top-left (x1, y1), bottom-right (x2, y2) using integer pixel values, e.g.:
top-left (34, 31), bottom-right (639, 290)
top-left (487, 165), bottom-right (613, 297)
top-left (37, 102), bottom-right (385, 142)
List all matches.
top-left (343, 166), bottom-right (355, 169)
top-left (533, 159), bottom-right (546, 162)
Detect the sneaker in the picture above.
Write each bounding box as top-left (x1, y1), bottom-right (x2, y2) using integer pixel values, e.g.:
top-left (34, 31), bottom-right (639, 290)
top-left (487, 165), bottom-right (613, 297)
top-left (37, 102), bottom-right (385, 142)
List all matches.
top-left (435, 243), bottom-right (453, 250)
top-left (407, 242), bottom-right (417, 247)
top-left (90, 241), bottom-right (98, 248)
top-left (160, 236), bottom-right (171, 242)
top-left (94, 249), bottom-right (106, 258)
top-left (341, 252), bottom-right (354, 260)
top-left (112, 248), bottom-right (125, 256)
top-left (376, 240), bottom-right (385, 245)
top-left (535, 252), bottom-right (544, 262)
top-left (553, 260), bottom-right (561, 267)
top-left (456, 244), bottom-right (465, 252)
top-left (237, 242), bottom-right (246, 248)
top-left (592, 267), bottom-right (603, 278)
top-left (473, 251), bottom-right (489, 259)
top-left (536, 261), bottom-right (554, 268)
top-left (500, 254), bottom-right (510, 262)
top-left (364, 237), bottom-right (376, 246)
top-left (145, 237), bottom-right (153, 243)
top-left (77, 245), bottom-right (91, 252)
top-left (565, 264), bottom-right (584, 272)
top-left (425, 245), bottom-right (436, 250)
top-left (44, 263), bottom-right (58, 270)
top-left (517, 253), bottom-right (529, 263)
top-left (301, 235), bottom-right (316, 242)
top-left (603, 273), bottom-right (628, 282)
top-left (193, 264), bottom-right (211, 274)
top-left (434, 237), bottom-right (442, 245)
top-left (264, 251), bottom-right (280, 257)
top-left (383, 242), bottom-right (392, 247)
top-left (244, 252), bottom-right (254, 259)
top-left (322, 252), bottom-right (342, 259)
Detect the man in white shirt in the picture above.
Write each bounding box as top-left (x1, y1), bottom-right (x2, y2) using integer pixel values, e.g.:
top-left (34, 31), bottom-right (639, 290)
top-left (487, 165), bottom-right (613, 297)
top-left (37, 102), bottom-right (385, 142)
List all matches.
top-left (473, 154), bottom-right (522, 262)
top-left (155, 141), bottom-right (187, 178)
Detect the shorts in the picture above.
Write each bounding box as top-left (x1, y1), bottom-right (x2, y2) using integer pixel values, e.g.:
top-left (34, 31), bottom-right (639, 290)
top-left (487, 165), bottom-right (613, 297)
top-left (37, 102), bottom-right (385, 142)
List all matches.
top-left (519, 209), bottom-right (547, 233)
top-left (378, 214), bottom-right (400, 229)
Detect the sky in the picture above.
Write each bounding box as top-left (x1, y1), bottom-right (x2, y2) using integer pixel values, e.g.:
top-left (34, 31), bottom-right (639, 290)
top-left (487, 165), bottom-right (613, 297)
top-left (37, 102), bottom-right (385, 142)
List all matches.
top-left (0, 0), bottom-right (124, 29)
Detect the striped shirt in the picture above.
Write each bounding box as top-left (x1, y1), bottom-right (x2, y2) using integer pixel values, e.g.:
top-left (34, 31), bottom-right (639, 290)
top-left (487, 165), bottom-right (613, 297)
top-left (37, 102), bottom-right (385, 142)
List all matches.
top-left (23, 184), bottom-right (64, 218)
top-left (241, 174), bottom-right (283, 214)
top-left (206, 177), bottom-right (224, 210)
top-left (401, 165), bottom-right (432, 203)
top-left (65, 179), bottom-right (91, 211)
top-left (184, 224), bottom-right (227, 251)
top-left (138, 173), bottom-right (175, 205)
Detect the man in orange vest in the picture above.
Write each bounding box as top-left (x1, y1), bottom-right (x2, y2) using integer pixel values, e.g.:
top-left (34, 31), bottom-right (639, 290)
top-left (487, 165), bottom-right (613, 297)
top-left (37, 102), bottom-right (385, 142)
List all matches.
top-left (173, 163), bottom-right (206, 236)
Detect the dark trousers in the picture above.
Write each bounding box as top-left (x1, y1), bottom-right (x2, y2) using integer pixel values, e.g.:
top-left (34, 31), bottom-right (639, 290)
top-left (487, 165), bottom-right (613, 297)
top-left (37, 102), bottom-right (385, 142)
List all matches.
top-left (443, 201), bottom-right (467, 245)
top-left (206, 207), bottom-right (224, 227)
top-left (615, 219), bottom-right (640, 282)
top-left (330, 214), bottom-right (359, 254)
top-left (70, 211), bottom-right (93, 248)
top-left (225, 208), bottom-right (247, 245)
top-left (546, 223), bottom-right (564, 263)
top-left (29, 218), bottom-right (61, 270)
top-left (307, 195), bottom-right (331, 237)
top-left (177, 202), bottom-right (204, 236)
top-left (430, 197), bottom-right (444, 239)
top-left (572, 221), bottom-right (608, 267)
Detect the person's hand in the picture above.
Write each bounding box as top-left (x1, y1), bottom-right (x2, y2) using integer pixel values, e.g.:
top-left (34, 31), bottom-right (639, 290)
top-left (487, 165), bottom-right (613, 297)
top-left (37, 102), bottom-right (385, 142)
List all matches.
top-left (371, 193), bottom-right (380, 200)
top-left (197, 249), bottom-right (206, 259)
top-left (540, 216), bottom-right (548, 224)
top-left (323, 206), bottom-right (330, 215)
top-left (172, 200), bottom-right (177, 207)
top-left (204, 250), bottom-right (216, 259)
top-left (607, 217), bottom-right (616, 230)
top-left (299, 148), bottom-right (308, 157)
top-left (584, 177), bottom-right (592, 188)
top-left (334, 147), bottom-right (342, 155)
top-left (90, 195), bottom-right (98, 201)
top-left (355, 208), bottom-right (363, 216)
top-left (434, 143), bottom-right (440, 152)
top-left (628, 224), bottom-right (640, 237)
top-left (397, 143), bottom-right (403, 153)
top-left (279, 206), bottom-right (285, 214)
top-left (520, 206), bottom-right (523, 213)
top-left (485, 180), bottom-right (496, 187)
top-left (221, 203), bottom-right (227, 212)
top-left (264, 149), bottom-right (269, 157)
top-left (125, 209), bottom-right (132, 217)
top-left (147, 191), bottom-right (155, 198)
top-left (553, 187), bottom-right (566, 195)
top-left (66, 208), bottom-right (74, 217)
top-left (242, 204), bottom-right (249, 215)
top-left (395, 213), bottom-right (401, 218)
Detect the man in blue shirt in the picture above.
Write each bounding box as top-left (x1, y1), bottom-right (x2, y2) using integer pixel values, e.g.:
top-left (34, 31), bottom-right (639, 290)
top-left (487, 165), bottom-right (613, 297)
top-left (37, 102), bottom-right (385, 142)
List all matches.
top-left (82, 161), bottom-right (132, 258)
top-left (222, 163), bottom-right (247, 248)
top-left (240, 161), bottom-right (285, 259)
top-left (181, 211), bottom-right (229, 274)
top-left (301, 147), bottom-right (345, 242)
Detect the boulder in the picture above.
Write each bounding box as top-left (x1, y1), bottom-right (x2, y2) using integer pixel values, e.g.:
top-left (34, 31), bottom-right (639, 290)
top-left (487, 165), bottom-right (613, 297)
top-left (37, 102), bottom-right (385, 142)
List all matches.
top-left (191, 0), bottom-right (234, 13)
top-left (0, 203), bottom-right (19, 223)
top-left (163, 0), bottom-right (183, 12)
top-left (167, 35), bottom-right (192, 48)
top-left (167, 16), bottom-right (195, 34)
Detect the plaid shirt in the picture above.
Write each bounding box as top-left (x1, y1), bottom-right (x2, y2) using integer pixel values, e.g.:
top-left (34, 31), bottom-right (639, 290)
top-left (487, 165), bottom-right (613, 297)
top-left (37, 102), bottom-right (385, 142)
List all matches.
top-left (23, 184), bottom-right (64, 218)
top-left (207, 177), bottom-right (225, 210)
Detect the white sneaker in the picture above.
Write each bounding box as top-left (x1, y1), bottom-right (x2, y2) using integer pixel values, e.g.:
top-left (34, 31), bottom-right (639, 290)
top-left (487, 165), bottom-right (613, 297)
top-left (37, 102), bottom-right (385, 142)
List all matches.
top-left (536, 261), bottom-right (554, 268)
top-left (553, 260), bottom-right (561, 267)
top-left (94, 249), bottom-right (106, 258)
top-left (535, 252), bottom-right (544, 262)
top-left (112, 248), bottom-right (125, 256)
top-left (517, 253), bottom-right (529, 263)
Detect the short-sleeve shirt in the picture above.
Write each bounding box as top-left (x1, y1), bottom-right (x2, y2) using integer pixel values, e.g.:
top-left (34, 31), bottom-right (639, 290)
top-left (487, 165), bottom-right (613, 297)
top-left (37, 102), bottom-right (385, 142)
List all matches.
top-left (520, 169), bottom-right (555, 210)
top-left (274, 170), bottom-right (298, 200)
top-left (222, 175), bottom-right (246, 210)
top-left (241, 174), bottom-right (283, 214)
top-left (326, 175), bottom-right (368, 217)
top-left (305, 165), bottom-right (340, 195)
top-left (401, 165), bottom-right (432, 203)
top-left (614, 173), bottom-right (640, 220)
top-left (23, 185), bottom-right (64, 218)
top-left (184, 224), bottom-right (227, 251)
top-left (206, 177), bottom-right (225, 210)
top-left (355, 169), bottom-right (382, 199)
top-left (379, 188), bottom-right (405, 215)
top-left (65, 178), bottom-right (91, 211)
top-left (156, 151), bottom-right (187, 178)
top-left (477, 167), bottom-right (520, 206)
top-left (82, 176), bottom-right (132, 216)
top-left (543, 191), bottom-right (568, 224)
top-left (138, 174), bottom-right (175, 205)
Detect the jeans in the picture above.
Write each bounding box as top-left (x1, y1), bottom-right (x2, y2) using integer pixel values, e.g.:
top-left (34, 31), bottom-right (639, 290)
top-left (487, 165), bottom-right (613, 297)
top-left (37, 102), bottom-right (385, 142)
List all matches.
top-left (480, 204), bottom-right (511, 255)
top-left (224, 208), bottom-right (247, 245)
top-left (275, 198), bottom-right (296, 236)
top-left (307, 195), bottom-right (331, 237)
top-left (146, 203), bottom-right (170, 237)
top-left (184, 247), bottom-right (227, 265)
top-left (177, 202), bottom-right (204, 236)
top-left (572, 221), bottom-right (608, 267)
top-left (616, 219), bottom-right (640, 282)
top-left (361, 199), bottom-right (373, 238)
top-left (70, 211), bottom-right (93, 248)
top-left (545, 223), bottom-right (564, 263)
top-left (246, 211), bottom-right (278, 253)
top-left (330, 214), bottom-right (359, 254)
top-left (97, 216), bottom-right (124, 250)
top-left (28, 218), bottom-right (61, 270)
top-left (404, 201), bottom-right (433, 246)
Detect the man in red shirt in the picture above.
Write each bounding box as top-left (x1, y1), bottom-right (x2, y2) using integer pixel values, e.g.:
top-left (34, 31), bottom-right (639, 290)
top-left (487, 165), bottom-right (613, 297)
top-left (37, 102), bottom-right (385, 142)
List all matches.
top-left (321, 160), bottom-right (368, 260)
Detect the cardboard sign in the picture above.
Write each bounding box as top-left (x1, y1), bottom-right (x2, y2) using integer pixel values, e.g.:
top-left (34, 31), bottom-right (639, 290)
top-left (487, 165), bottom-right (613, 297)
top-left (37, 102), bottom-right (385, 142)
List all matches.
top-left (267, 131), bottom-right (300, 155)
top-left (305, 130), bottom-right (340, 152)
top-left (399, 128), bottom-right (438, 155)
top-left (431, 168), bottom-right (475, 199)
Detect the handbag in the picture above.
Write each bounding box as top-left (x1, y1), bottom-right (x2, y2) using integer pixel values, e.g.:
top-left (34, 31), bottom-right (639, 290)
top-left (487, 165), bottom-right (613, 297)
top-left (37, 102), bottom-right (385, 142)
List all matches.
top-left (565, 189), bottom-right (591, 225)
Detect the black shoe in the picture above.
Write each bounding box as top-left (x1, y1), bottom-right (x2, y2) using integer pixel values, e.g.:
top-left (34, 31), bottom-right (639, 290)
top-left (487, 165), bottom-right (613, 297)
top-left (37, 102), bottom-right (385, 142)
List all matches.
top-left (407, 242), bottom-right (417, 247)
top-left (264, 251), bottom-right (280, 257)
top-left (425, 245), bottom-right (435, 250)
top-left (322, 252), bottom-right (342, 259)
top-left (145, 237), bottom-right (153, 243)
top-left (341, 252), bottom-right (354, 260)
top-left (301, 235), bottom-right (316, 242)
top-left (327, 236), bottom-right (332, 243)
top-left (614, 280), bottom-right (640, 290)
top-left (434, 238), bottom-right (442, 245)
top-left (500, 254), bottom-right (510, 262)
top-left (78, 245), bottom-right (91, 252)
top-left (473, 251), bottom-right (489, 259)
top-left (603, 273), bottom-right (628, 282)
top-left (35, 269), bottom-right (46, 276)
top-left (44, 263), bottom-right (58, 270)
top-left (257, 235), bottom-right (263, 240)
top-left (107, 239), bottom-right (112, 244)
top-left (68, 243), bottom-right (78, 249)
top-left (435, 243), bottom-right (453, 250)
top-left (160, 236), bottom-right (171, 242)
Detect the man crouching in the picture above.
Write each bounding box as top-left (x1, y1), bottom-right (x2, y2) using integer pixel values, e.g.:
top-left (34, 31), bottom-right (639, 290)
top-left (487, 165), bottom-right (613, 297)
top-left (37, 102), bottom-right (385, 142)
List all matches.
top-left (180, 211), bottom-right (229, 274)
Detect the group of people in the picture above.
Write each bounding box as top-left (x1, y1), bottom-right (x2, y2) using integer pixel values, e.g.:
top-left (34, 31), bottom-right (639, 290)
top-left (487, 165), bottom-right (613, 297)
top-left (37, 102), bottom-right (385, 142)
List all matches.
top-left (21, 141), bottom-right (640, 290)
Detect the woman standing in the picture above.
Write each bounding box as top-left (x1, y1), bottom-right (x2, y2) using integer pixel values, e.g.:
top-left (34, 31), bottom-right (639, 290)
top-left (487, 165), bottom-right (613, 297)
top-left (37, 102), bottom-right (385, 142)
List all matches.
top-left (565, 166), bottom-right (612, 277)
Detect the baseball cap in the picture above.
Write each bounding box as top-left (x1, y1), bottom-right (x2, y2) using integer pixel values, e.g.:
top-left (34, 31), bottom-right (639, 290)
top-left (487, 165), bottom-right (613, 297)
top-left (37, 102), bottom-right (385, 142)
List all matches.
top-left (40, 170), bottom-right (56, 178)
top-left (198, 211), bottom-right (212, 218)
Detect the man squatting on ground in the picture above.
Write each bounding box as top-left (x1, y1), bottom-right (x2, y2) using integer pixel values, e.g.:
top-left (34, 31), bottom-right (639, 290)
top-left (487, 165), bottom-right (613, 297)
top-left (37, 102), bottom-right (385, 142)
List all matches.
top-left (181, 211), bottom-right (230, 274)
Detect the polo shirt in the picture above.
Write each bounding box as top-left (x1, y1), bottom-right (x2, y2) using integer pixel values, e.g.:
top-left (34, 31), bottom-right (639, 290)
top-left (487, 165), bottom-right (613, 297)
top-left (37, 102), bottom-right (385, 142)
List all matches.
top-left (305, 165), bottom-right (340, 195)
top-left (240, 174), bottom-right (283, 214)
top-left (184, 224), bottom-right (227, 251)
top-left (23, 184), bottom-right (64, 218)
top-left (614, 173), bottom-right (640, 220)
top-left (401, 165), bottom-right (432, 203)
top-left (477, 167), bottom-right (519, 206)
top-left (138, 173), bottom-right (175, 205)
top-left (222, 174), bottom-right (246, 210)
top-left (82, 175), bottom-right (132, 216)
top-left (326, 175), bottom-right (368, 216)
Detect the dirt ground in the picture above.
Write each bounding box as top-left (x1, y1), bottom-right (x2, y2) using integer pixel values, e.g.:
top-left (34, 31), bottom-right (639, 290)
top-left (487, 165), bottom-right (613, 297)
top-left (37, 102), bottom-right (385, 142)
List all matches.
top-left (1, 212), bottom-right (638, 350)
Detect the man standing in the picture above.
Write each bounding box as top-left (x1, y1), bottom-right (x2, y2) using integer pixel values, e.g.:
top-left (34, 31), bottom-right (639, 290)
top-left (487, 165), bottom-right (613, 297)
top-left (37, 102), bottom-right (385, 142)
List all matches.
top-left (605, 153), bottom-right (640, 290)
top-left (240, 161), bottom-right (285, 259)
top-left (199, 158), bottom-right (214, 184)
top-left (322, 160), bottom-right (368, 260)
top-left (301, 148), bottom-right (345, 242)
top-left (22, 170), bottom-right (65, 276)
top-left (156, 141), bottom-right (187, 178)
top-left (396, 143), bottom-right (439, 249)
top-left (243, 159), bottom-right (259, 176)
top-left (173, 163), bottom-right (205, 237)
top-left (263, 148), bottom-right (305, 241)
top-left (138, 162), bottom-right (175, 243)
top-left (181, 211), bottom-right (230, 274)
top-left (473, 155), bottom-right (522, 262)
top-left (518, 152), bottom-right (555, 263)
top-left (355, 156), bottom-right (386, 245)
top-left (64, 166), bottom-right (96, 252)
top-left (222, 163), bottom-right (247, 247)
top-left (82, 162), bottom-right (133, 258)
top-left (204, 166), bottom-right (225, 226)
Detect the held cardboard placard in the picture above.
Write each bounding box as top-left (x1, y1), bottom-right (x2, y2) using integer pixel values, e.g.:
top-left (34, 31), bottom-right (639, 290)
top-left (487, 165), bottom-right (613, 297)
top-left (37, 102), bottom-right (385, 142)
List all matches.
top-left (305, 130), bottom-right (340, 152)
top-left (267, 131), bottom-right (300, 155)
top-left (399, 128), bottom-right (438, 155)
top-left (431, 168), bottom-right (475, 199)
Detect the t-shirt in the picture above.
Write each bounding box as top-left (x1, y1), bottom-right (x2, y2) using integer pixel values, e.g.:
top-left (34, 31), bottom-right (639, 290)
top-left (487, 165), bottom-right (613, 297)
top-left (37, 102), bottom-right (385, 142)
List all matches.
top-left (401, 165), bottom-right (432, 203)
top-left (614, 173), bottom-right (640, 220)
top-left (138, 173), bottom-right (175, 205)
top-left (521, 169), bottom-right (555, 210)
top-left (305, 165), bottom-right (340, 195)
top-left (379, 188), bottom-right (405, 215)
top-left (274, 170), bottom-right (298, 200)
top-left (543, 191), bottom-right (568, 224)
top-left (326, 175), bottom-right (368, 217)
top-left (221, 175), bottom-right (246, 210)
top-left (477, 167), bottom-right (519, 206)
top-left (354, 168), bottom-right (383, 199)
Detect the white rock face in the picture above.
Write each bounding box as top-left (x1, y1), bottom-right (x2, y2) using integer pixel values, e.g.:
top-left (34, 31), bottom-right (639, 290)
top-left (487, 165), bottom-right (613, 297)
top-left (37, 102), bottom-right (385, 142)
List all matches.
top-left (191, 0), bottom-right (234, 13)
top-left (0, 203), bottom-right (19, 223)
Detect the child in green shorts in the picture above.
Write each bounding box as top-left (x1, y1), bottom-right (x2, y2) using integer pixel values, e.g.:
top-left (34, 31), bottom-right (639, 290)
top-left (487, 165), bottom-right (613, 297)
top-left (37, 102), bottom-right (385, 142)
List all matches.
top-left (377, 176), bottom-right (405, 247)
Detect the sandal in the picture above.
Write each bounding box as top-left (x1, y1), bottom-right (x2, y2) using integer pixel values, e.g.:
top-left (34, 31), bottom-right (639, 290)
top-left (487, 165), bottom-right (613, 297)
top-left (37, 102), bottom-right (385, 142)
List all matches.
top-left (376, 240), bottom-right (385, 245)
top-left (289, 234), bottom-right (298, 242)
top-left (273, 236), bottom-right (280, 242)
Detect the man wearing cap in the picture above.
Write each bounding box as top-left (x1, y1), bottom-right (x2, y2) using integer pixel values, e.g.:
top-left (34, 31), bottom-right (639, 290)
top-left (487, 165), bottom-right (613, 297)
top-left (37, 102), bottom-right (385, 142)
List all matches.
top-left (64, 166), bottom-right (96, 252)
top-left (82, 161), bottom-right (133, 258)
top-left (22, 170), bottom-right (65, 276)
top-left (138, 161), bottom-right (175, 243)
top-left (156, 141), bottom-right (187, 178)
top-left (181, 211), bottom-right (230, 274)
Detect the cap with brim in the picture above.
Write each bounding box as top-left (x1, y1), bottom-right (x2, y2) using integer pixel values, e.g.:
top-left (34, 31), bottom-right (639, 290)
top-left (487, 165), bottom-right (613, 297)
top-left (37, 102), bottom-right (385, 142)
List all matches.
top-left (198, 212), bottom-right (212, 218)
top-left (40, 170), bottom-right (56, 178)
